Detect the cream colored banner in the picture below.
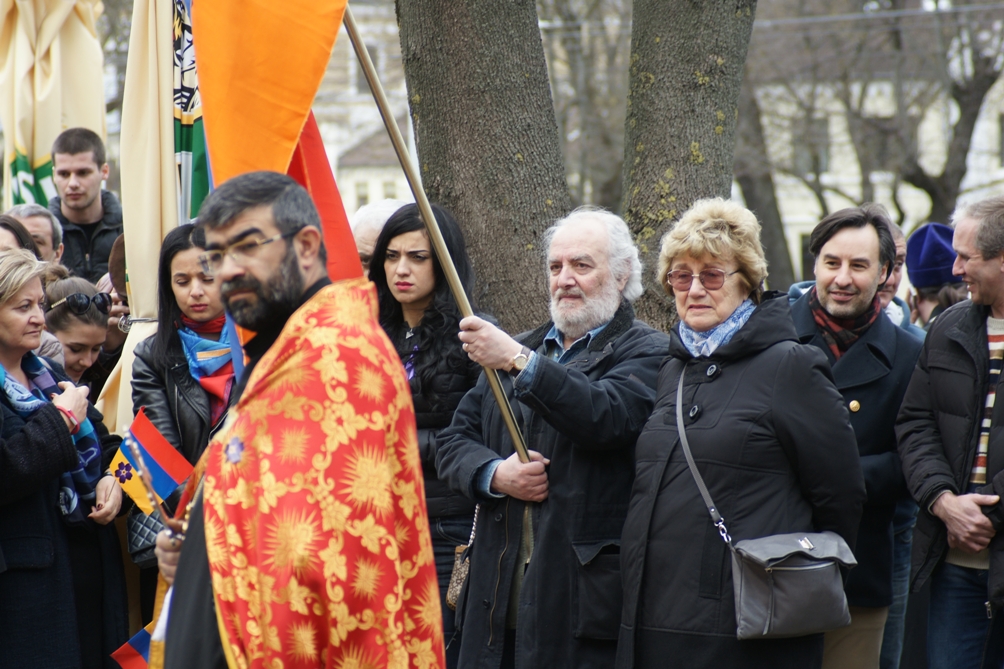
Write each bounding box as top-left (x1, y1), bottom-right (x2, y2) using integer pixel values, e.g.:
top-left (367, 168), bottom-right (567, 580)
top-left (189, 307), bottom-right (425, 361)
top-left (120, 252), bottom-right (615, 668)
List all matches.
top-left (0, 0), bottom-right (106, 209)
top-left (97, 0), bottom-right (176, 433)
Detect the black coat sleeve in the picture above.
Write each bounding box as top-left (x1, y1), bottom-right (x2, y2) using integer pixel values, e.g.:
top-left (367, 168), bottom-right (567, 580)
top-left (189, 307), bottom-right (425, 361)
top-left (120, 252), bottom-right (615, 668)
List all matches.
top-left (436, 377), bottom-right (507, 501)
top-left (513, 330), bottom-right (668, 451)
top-left (0, 403), bottom-right (79, 506)
top-left (772, 344), bottom-right (866, 549)
top-left (417, 427), bottom-right (439, 469)
top-left (131, 341), bottom-right (184, 451)
top-left (859, 451), bottom-right (909, 506)
top-left (896, 338), bottom-right (957, 511)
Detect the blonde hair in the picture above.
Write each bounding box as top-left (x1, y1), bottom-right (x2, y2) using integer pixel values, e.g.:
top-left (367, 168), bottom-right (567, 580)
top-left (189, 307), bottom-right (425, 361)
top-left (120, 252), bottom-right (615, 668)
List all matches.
top-left (0, 249), bottom-right (47, 305)
top-left (658, 198), bottom-right (768, 302)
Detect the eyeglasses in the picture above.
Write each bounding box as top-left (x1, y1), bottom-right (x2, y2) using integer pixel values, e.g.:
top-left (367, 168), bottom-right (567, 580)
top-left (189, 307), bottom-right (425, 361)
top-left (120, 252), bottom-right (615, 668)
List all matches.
top-left (666, 269), bottom-right (739, 292)
top-left (198, 229), bottom-right (301, 274)
top-left (49, 292), bottom-right (112, 315)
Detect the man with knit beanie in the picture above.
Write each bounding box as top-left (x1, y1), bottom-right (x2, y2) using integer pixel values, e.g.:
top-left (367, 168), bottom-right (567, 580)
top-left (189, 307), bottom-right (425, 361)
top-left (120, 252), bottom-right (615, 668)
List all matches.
top-left (906, 222), bottom-right (968, 330)
top-left (898, 195), bottom-right (1004, 669)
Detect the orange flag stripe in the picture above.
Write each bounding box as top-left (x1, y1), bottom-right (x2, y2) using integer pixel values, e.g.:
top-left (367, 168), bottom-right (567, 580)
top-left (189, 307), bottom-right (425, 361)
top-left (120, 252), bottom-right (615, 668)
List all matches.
top-left (191, 0), bottom-right (347, 184)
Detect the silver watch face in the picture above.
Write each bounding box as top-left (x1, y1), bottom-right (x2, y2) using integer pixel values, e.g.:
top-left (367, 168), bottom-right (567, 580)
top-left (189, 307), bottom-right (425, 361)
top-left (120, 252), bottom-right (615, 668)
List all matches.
top-left (513, 353), bottom-right (529, 370)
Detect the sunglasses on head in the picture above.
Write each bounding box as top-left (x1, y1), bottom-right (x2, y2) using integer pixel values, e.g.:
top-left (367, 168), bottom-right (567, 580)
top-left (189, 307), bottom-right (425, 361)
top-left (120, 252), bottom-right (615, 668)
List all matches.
top-left (49, 292), bottom-right (112, 315)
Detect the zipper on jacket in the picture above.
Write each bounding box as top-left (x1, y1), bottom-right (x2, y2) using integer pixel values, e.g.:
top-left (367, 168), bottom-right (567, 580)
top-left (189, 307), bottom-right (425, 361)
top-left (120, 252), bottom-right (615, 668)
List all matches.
top-left (488, 497), bottom-right (511, 647)
top-left (173, 385), bottom-right (183, 441)
top-left (987, 601), bottom-right (993, 620)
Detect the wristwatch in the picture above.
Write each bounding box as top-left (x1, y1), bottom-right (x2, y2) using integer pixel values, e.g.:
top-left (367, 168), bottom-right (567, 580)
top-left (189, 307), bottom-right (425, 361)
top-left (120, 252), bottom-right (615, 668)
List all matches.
top-left (509, 346), bottom-right (532, 377)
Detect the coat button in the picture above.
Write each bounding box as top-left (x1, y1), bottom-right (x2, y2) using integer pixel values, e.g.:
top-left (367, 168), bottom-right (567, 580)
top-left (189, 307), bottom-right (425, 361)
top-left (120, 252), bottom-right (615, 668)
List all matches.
top-left (483, 599), bottom-right (491, 608)
top-left (706, 364), bottom-right (717, 377)
top-left (495, 512), bottom-right (503, 522)
top-left (849, 400), bottom-right (860, 413)
top-left (689, 405), bottom-right (700, 418)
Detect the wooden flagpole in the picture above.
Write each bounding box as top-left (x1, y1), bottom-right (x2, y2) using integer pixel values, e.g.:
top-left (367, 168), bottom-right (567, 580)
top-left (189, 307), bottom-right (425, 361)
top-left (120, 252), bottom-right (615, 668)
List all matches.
top-left (343, 6), bottom-right (530, 463)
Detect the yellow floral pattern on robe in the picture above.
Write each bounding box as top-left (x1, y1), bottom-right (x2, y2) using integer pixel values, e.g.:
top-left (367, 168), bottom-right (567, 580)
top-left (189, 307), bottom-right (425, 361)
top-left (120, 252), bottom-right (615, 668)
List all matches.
top-left (203, 278), bottom-right (445, 669)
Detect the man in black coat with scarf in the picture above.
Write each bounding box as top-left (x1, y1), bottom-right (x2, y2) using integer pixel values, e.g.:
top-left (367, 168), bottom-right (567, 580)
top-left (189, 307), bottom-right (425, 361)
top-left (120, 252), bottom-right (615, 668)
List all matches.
top-left (436, 208), bottom-right (669, 669)
top-left (789, 204), bottom-right (923, 669)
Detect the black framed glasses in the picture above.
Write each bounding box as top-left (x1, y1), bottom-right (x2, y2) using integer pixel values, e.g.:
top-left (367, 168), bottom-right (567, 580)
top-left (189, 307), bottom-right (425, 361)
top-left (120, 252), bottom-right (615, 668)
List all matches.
top-left (198, 229), bottom-right (302, 274)
top-left (666, 269), bottom-right (739, 292)
top-left (49, 292), bottom-right (112, 315)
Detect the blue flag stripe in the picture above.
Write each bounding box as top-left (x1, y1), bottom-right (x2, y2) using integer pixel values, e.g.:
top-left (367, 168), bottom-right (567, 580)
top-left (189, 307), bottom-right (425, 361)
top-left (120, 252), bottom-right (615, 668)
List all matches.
top-left (121, 436), bottom-right (181, 501)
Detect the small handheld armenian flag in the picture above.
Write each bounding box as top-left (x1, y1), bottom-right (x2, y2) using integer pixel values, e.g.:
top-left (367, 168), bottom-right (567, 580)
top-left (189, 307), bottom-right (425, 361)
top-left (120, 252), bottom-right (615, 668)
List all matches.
top-left (110, 407), bottom-right (193, 515)
top-left (111, 620), bottom-right (155, 669)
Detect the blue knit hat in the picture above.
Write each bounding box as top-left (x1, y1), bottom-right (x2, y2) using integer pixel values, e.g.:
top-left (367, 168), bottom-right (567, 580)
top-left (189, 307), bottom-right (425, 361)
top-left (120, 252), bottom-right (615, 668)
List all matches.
top-left (906, 223), bottom-right (960, 288)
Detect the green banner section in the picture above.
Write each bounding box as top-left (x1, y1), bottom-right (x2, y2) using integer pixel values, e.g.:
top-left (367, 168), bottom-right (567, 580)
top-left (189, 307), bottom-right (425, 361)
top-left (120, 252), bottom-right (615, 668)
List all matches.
top-left (8, 151), bottom-right (55, 206)
top-left (174, 116), bottom-right (210, 219)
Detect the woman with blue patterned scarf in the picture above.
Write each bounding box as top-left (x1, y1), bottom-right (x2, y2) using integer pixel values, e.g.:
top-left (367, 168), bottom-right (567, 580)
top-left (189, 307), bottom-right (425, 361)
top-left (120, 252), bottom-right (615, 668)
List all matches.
top-left (0, 248), bottom-right (128, 669)
top-left (130, 223), bottom-right (236, 624)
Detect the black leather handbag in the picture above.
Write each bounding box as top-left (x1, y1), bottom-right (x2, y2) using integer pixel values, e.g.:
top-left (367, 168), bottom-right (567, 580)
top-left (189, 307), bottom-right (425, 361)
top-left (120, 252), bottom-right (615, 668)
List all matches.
top-left (674, 371), bottom-right (857, 639)
top-left (127, 509), bottom-right (166, 568)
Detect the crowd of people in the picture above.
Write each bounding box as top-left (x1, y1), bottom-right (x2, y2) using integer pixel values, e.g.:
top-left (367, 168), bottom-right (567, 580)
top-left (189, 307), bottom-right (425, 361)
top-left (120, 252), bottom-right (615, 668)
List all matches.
top-left (0, 126), bottom-right (1002, 669)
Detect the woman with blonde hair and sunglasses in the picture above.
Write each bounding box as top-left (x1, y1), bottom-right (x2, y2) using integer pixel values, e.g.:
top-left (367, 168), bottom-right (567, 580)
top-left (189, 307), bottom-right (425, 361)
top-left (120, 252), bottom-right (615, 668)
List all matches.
top-left (616, 199), bottom-right (866, 669)
top-left (44, 275), bottom-right (112, 387)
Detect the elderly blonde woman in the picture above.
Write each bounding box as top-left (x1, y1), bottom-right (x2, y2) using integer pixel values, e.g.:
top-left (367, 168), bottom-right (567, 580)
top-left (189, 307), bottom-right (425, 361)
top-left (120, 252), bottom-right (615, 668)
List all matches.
top-left (0, 249), bottom-right (128, 667)
top-left (616, 199), bottom-right (866, 669)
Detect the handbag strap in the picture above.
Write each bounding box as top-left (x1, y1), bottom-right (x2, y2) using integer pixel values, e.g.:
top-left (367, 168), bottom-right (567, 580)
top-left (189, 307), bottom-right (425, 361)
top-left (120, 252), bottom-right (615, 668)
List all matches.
top-left (675, 368), bottom-right (733, 546)
top-left (467, 504), bottom-right (479, 547)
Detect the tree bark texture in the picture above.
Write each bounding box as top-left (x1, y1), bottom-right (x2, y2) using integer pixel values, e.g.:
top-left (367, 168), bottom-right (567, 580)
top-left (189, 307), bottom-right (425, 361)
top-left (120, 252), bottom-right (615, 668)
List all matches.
top-left (621, 0), bottom-right (757, 331)
top-left (395, 0), bottom-right (572, 334)
top-left (735, 78), bottom-right (795, 291)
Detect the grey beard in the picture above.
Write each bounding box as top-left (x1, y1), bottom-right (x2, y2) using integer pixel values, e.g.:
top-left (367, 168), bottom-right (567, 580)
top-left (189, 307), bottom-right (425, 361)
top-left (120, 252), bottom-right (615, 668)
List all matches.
top-left (222, 248), bottom-right (304, 331)
top-left (550, 279), bottom-right (622, 341)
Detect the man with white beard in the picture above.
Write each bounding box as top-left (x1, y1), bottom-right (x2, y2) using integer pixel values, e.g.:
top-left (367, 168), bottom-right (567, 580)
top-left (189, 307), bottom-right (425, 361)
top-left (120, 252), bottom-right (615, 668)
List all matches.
top-left (436, 208), bottom-right (670, 669)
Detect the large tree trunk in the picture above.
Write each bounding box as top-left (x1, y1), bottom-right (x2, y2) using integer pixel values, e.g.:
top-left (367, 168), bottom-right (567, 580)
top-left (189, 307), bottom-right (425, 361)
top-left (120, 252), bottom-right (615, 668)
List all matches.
top-left (395, 0), bottom-right (571, 333)
top-left (735, 79), bottom-right (795, 291)
top-left (621, 0), bottom-right (757, 331)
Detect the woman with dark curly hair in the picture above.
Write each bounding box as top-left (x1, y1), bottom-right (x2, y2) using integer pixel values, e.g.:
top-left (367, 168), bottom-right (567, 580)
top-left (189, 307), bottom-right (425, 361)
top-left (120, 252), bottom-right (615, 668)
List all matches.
top-left (368, 203), bottom-right (480, 668)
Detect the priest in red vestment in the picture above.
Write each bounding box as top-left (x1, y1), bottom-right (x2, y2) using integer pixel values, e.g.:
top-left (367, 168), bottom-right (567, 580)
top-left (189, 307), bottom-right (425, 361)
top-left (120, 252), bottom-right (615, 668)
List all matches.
top-left (155, 171), bottom-right (445, 669)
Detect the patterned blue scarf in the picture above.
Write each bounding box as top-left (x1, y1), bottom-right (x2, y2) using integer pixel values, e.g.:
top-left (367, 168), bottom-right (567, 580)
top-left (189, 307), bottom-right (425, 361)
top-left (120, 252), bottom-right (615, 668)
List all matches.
top-left (678, 298), bottom-right (756, 358)
top-left (0, 354), bottom-right (101, 525)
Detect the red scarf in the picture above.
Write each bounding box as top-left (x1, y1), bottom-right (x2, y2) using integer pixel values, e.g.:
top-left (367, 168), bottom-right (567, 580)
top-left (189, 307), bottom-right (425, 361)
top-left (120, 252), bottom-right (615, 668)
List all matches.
top-left (808, 286), bottom-right (882, 360)
top-left (180, 314), bottom-right (226, 334)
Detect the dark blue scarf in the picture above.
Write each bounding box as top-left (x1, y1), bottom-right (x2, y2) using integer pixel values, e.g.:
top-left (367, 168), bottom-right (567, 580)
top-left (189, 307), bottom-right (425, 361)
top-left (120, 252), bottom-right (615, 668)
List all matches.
top-left (0, 354), bottom-right (101, 525)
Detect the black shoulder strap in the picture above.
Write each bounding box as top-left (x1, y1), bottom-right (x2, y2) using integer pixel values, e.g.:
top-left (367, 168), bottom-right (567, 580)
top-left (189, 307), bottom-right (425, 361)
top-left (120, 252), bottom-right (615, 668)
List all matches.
top-left (676, 367), bottom-right (732, 546)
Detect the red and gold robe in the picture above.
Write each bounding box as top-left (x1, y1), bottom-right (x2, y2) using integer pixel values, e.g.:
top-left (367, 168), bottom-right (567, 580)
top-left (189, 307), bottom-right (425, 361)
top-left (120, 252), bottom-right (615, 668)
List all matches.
top-left (201, 278), bottom-right (444, 669)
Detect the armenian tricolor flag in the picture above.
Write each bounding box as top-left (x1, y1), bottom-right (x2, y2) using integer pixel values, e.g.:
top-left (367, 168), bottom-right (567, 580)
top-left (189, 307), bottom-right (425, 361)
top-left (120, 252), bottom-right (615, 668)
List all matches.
top-left (110, 407), bottom-right (193, 515)
top-left (111, 620), bottom-right (154, 669)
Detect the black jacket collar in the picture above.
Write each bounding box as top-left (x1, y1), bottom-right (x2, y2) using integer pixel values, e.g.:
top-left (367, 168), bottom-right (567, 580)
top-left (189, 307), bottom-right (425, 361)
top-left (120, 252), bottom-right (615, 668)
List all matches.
top-left (49, 191), bottom-right (123, 231)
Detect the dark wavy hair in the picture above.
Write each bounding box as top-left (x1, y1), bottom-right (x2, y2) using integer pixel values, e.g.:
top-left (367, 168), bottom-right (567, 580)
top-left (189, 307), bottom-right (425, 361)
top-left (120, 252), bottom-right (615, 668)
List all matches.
top-left (0, 215), bottom-right (40, 259)
top-left (369, 204), bottom-right (476, 405)
top-left (150, 224), bottom-right (209, 360)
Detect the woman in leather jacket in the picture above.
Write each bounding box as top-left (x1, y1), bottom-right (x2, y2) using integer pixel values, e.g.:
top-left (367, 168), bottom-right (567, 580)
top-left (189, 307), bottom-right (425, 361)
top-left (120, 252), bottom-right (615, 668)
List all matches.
top-left (130, 223), bottom-right (236, 622)
top-left (367, 203), bottom-right (481, 669)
